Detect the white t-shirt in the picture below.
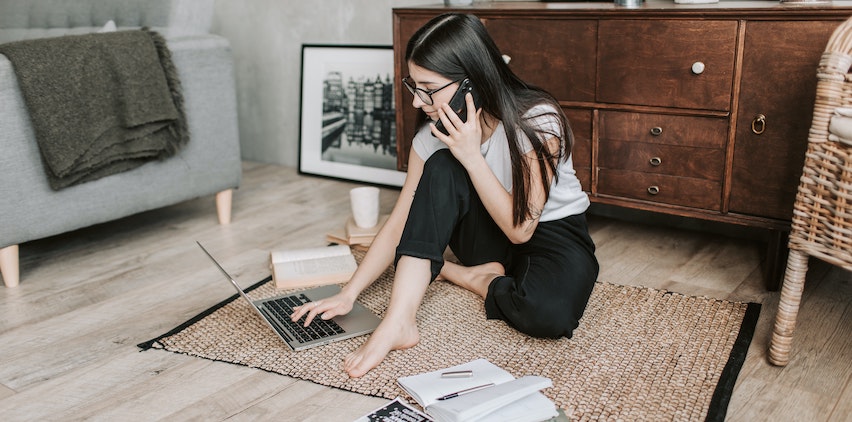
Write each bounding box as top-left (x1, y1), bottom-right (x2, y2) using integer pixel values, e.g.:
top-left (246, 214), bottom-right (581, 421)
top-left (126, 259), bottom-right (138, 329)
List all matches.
top-left (411, 104), bottom-right (590, 222)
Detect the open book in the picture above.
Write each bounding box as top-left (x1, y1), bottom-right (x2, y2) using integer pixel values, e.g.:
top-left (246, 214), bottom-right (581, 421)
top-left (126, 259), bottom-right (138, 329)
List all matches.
top-left (397, 359), bottom-right (557, 422)
top-left (269, 244), bottom-right (357, 289)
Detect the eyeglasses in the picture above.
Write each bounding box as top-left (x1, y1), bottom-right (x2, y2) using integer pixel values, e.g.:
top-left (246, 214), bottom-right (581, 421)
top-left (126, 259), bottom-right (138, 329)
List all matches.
top-left (402, 76), bottom-right (463, 106)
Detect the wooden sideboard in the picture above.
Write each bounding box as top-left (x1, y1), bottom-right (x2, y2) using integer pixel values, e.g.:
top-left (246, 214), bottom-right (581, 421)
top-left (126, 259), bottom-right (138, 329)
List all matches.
top-left (392, 1), bottom-right (852, 287)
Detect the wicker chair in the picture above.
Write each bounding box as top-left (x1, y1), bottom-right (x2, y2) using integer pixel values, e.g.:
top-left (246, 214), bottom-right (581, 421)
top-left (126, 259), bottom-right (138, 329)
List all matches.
top-left (768, 17), bottom-right (852, 367)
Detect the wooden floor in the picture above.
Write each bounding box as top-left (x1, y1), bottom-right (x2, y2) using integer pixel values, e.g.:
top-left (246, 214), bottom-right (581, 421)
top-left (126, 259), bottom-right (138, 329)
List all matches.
top-left (1, 162), bottom-right (849, 421)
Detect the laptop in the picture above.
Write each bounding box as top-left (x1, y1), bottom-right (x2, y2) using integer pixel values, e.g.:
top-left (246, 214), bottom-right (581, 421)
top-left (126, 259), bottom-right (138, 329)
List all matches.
top-left (196, 241), bottom-right (381, 351)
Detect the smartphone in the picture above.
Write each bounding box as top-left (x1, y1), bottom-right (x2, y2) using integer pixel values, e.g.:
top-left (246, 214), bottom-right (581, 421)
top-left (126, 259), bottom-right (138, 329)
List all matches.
top-left (434, 78), bottom-right (481, 136)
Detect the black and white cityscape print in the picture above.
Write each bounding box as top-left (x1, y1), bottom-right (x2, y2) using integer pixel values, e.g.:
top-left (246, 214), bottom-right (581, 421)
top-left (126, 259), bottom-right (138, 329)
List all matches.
top-left (320, 71), bottom-right (397, 171)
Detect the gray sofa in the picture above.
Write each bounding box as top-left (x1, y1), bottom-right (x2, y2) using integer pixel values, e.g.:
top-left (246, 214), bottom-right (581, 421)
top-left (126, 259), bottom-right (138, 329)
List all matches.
top-left (0, 0), bottom-right (242, 287)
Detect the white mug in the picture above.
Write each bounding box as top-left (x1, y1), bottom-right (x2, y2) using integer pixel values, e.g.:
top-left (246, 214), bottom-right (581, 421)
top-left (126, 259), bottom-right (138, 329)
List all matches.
top-left (350, 186), bottom-right (380, 228)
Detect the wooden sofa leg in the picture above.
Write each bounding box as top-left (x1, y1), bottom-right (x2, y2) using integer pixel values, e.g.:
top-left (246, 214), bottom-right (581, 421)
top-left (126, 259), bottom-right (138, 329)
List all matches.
top-left (1, 245), bottom-right (20, 288)
top-left (216, 189), bottom-right (233, 225)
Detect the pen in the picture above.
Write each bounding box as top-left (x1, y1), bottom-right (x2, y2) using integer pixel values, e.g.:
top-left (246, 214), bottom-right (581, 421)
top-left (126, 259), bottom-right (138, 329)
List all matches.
top-left (436, 382), bottom-right (495, 401)
top-left (441, 370), bottom-right (473, 378)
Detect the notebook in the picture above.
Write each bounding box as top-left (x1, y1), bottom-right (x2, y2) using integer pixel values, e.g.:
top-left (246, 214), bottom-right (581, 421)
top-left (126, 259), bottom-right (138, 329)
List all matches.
top-left (196, 241), bottom-right (381, 351)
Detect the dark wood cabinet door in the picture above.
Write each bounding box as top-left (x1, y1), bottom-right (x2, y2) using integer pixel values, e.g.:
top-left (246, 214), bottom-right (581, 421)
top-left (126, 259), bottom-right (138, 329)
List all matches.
top-left (484, 18), bottom-right (597, 103)
top-left (729, 20), bottom-right (841, 220)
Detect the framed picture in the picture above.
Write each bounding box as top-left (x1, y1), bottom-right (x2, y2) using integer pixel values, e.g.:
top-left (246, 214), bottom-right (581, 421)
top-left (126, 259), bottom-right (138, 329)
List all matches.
top-left (298, 44), bottom-right (406, 188)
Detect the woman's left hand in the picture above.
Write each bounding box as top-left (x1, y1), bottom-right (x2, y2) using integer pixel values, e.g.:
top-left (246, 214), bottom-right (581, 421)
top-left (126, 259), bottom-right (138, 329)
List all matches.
top-left (431, 93), bottom-right (483, 168)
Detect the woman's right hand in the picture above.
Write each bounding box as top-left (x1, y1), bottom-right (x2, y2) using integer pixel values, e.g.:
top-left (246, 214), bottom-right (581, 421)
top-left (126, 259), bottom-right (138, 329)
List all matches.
top-left (290, 291), bottom-right (355, 327)
top-left (432, 92), bottom-right (483, 169)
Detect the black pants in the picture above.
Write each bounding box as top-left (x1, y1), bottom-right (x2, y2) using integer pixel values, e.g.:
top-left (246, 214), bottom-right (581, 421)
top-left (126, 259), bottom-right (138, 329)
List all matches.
top-left (396, 150), bottom-right (599, 338)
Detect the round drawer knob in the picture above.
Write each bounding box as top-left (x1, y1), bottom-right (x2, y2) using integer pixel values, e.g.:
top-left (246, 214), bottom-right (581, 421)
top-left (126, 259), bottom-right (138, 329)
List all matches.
top-left (650, 127), bottom-right (663, 136)
top-left (647, 186), bottom-right (660, 195)
top-left (649, 157), bottom-right (662, 166)
top-left (691, 61), bottom-right (705, 75)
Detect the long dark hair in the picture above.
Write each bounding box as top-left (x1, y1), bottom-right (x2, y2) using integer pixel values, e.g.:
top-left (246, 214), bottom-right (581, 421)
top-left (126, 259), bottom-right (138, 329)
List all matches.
top-left (405, 13), bottom-right (572, 227)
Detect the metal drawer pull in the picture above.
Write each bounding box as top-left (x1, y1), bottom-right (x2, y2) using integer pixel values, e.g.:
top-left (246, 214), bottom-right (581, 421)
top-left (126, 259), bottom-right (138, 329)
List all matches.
top-left (649, 157), bottom-right (662, 166)
top-left (650, 126), bottom-right (663, 136)
top-left (647, 186), bottom-right (660, 195)
top-left (691, 61), bottom-right (705, 75)
top-left (752, 114), bottom-right (766, 135)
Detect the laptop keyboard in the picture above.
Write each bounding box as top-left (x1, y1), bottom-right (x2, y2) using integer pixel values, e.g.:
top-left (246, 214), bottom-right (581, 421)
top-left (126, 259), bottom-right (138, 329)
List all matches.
top-left (265, 293), bottom-right (345, 343)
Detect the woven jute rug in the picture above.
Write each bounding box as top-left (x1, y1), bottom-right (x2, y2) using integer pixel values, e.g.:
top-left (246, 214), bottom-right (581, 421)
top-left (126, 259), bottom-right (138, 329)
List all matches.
top-left (140, 252), bottom-right (759, 421)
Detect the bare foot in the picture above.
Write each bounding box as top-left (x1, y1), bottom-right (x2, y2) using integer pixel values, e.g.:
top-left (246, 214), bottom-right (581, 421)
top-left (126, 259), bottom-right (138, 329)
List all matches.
top-left (440, 261), bottom-right (504, 298)
top-left (344, 318), bottom-right (420, 378)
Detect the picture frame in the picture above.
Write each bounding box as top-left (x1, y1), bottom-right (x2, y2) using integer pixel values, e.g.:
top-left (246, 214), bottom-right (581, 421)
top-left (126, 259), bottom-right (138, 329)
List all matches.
top-left (298, 44), bottom-right (406, 188)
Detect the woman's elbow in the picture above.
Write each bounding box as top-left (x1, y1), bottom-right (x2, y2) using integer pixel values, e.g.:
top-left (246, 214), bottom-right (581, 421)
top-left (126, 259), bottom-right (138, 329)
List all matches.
top-left (507, 230), bottom-right (533, 244)
top-left (505, 219), bottom-right (538, 244)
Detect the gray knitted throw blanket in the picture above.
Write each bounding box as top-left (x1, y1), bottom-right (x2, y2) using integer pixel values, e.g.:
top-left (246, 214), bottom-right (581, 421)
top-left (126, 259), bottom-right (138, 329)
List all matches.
top-left (0, 29), bottom-right (188, 190)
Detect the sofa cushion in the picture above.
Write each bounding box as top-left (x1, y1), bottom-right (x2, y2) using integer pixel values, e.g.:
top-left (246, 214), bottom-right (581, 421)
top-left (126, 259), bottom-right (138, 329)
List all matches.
top-left (829, 107), bottom-right (852, 146)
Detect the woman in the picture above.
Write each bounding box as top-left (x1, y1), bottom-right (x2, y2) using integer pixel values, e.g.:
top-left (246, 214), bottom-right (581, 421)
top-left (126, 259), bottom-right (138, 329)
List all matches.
top-left (292, 13), bottom-right (598, 378)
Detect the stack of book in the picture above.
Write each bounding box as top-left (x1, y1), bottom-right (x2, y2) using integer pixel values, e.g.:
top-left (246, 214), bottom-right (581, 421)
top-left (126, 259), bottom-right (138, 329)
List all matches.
top-left (326, 214), bottom-right (389, 248)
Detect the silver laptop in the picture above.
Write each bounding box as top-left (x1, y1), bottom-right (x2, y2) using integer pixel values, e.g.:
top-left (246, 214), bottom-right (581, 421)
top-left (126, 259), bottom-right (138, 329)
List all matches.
top-left (197, 241), bottom-right (381, 351)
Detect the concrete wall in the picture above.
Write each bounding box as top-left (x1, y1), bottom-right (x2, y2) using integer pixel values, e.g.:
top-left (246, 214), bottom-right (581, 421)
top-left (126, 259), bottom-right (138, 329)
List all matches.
top-left (213, 1), bottom-right (518, 167)
top-left (213, 1), bottom-right (436, 166)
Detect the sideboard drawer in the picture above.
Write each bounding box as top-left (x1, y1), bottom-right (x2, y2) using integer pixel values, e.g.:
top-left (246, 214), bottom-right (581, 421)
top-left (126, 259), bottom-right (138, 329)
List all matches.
top-left (485, 18), bottom-right (596, 102)
top-left (599, 111), bottom-right (728, 149)
top-left (598, 140), bottom-right (725, 181)
top-left (597, 20), bottom-right (738, 111)
top-left (598, 169), bottom-right (722, 210)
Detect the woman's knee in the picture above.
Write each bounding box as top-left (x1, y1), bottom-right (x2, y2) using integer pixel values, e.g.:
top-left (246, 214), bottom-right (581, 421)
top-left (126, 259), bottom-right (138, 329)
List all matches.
top-left (516, 274), bottom-right (596, 338)
top-left (487, 277), bottom-right (590, 339)
top-left (419, 149), bottom-right (471, 207)
top-left (509, 304), bottom-right (581, 339)
top-left (422, 149), bottom-right (465, 181)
